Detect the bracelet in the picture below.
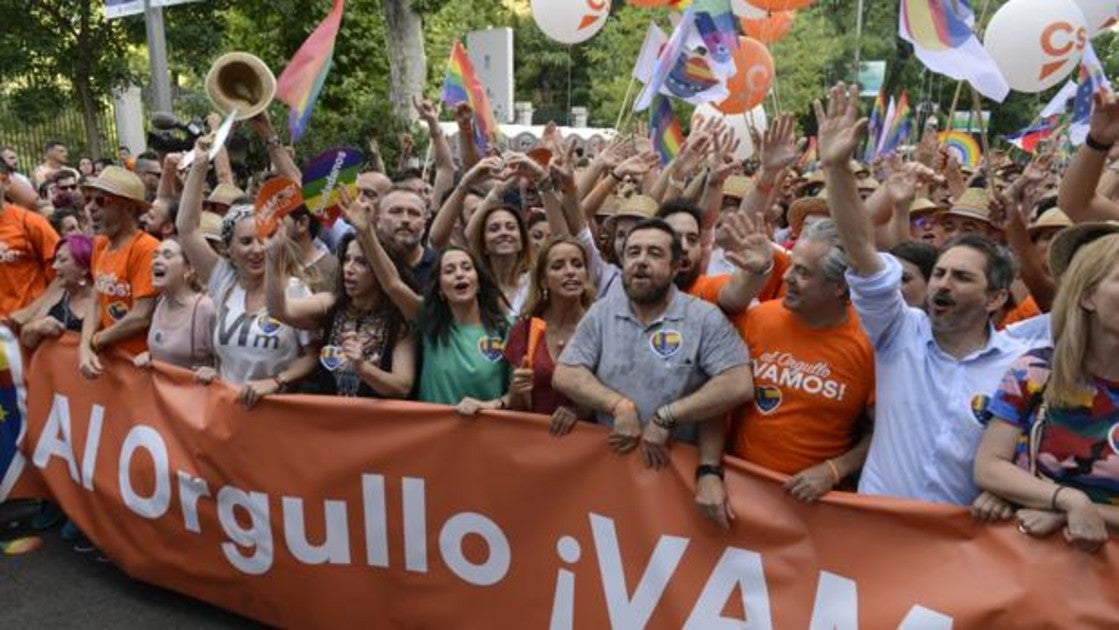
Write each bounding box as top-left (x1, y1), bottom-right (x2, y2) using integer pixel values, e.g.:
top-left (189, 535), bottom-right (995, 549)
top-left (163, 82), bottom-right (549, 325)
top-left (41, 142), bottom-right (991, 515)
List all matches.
top-left (826, 459), bottom-right (841, 484)
top-left (265, 135), bottom-right (282, 147)
top-left (273, 374), bottom-right (287, 391)
top-left (696, 464), bottom-right (725, 481)
top-left (1085, 134), bottom-right (1114, 152)
top-left (1051, 485), bottom-right (1066, 511)
top-left (609, 170), bottom-right (623, 182)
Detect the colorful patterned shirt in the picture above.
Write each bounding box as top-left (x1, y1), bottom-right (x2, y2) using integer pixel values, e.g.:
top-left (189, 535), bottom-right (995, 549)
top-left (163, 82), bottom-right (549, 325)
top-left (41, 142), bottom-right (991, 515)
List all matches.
top-left (982, 347), bottom-right (1119, 505)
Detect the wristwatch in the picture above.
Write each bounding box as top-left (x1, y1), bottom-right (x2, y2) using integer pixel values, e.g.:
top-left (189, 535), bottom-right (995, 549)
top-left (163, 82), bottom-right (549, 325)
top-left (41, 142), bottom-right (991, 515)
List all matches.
top-left (695, 464), bottom-right (724, 481)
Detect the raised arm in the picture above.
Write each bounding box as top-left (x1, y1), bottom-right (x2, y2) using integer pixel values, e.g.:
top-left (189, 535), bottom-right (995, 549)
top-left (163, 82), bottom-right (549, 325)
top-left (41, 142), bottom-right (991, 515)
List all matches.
top-left (156, 153), bottom-right (183, 200)
top-left (816, 83), bottom-right (881, 276)
top-left (175, 137), bottom-right (221, 284)
top-left (1060, 91), bottom-right (1119, 222)
top-left (429, 156), bottom-right (499, 249)
top-left (740, 115), bottom-right (800, 221)
top-left (339, 189), bottom-right (422, 320)
top-left (454, 103), bottom-right (480, 171)
top-left (414, 96), bottom-right (455, 214)
top-left (716, 211), bottom-right (777, 313)
top-left (248, 111), bottom-right (301, 183)
top-left (264, 225), bottom-right (335, 330)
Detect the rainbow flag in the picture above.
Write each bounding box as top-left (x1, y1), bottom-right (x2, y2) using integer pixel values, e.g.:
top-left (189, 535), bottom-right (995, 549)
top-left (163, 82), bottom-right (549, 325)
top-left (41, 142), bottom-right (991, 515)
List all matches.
top-left (275, 0), bottom-right (345, 143)
top-left (441, 41), bottom-right (500, 152)
top-left (650, 95), bottom-right (684, 165)
top-left (692, 0), bottom-right (738, 71)
top-left (0, 326), bottom-right (27, 499)
top-left (898, 0), bottom-right (1008, 102)
top-left (1003, 116), bottom-right (1059, 154)
top-left (878, 90), bottom-right (912, 156)
top-left (939, 130), bottom-right (981, 169)
top-left (864, 90), bottom-right (886, 162)
top-left (800, 136), bottom-right (818, 172)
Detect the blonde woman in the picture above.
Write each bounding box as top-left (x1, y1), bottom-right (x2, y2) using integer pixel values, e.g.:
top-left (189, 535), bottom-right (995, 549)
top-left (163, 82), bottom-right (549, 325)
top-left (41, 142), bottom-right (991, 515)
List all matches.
top-left (974, 225), bottom-right (1119, 553)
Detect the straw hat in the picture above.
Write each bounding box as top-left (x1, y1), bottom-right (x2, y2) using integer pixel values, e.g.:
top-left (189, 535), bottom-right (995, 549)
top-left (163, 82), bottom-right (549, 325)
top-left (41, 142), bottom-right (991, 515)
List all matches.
top-left (1048, 222), bottom-right (1119, 279)
top-left (207, 183), bottom-right (245, 207)
top-left (857, 177), bottom-right (880, 192)
top-left (80, 165), bottom-right (149, 209)
top-left (722, 175), bottom-right (753, 199)
top-left (200, 211), bottom-right (224, 243)
top-left (1027, 208), bottom-right (1072, 237)
top-left (909, 198), bottom-right (940, 215)
top-left (943, 188), bottom-right (992, 224)
top-left (612, 194), bottom-right (659, 221)
top-left (788, 191), bottom-right (829, 236)
top-left (596, 195), bottom-right (622, 219)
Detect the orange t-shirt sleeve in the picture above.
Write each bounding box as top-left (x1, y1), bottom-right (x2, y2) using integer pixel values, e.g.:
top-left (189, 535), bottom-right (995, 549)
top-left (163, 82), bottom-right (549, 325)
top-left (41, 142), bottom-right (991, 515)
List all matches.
top-left (687, 274), bottom-right (732, 305)
top-left (999, 295), bottom-right (1040, 329)
top-left (129, 235), bottom-right (159, 300)
top-left (28, 211), bottom-right (59, 277)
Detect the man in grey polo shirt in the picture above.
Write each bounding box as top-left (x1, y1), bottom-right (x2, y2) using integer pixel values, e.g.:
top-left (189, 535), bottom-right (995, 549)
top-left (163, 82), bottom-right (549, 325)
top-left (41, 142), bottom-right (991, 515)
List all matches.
top-left (554, 218), bottom-right (754, 528)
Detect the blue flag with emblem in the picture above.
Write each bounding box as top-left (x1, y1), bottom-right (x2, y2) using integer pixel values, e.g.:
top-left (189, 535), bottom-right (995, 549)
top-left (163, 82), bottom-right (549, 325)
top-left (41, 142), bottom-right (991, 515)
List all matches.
top-left (0, 326), bottom-right (28, 500)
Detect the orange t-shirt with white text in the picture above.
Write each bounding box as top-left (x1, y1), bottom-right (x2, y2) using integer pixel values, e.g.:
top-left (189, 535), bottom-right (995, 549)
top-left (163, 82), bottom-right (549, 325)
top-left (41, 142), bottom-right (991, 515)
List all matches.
top-left (686, 249), bottom-right (790, 307)
top-left (92, 230), bottom-right (159, 355)
top-left (0, 204), bottom-right (58, 317)
top-left (732, 300), bottom-right (875, 475)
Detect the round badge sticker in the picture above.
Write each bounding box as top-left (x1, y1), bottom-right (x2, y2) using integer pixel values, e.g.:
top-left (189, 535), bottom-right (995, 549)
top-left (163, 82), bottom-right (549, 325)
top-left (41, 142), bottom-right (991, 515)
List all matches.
top-left (754, 385), bottom-right (782, 415)
top-left (1109, 423), bottom-right (1119, 456)
top-left (478, 336), bottom-right (505, 363)
top-left (649, 329), bottom-right (682, 359)
top-left (108, 301), bottom-right (130, 321)
top-left (256, 314), bottom-right (282, 335)
top-left (320, 345), bottom-right (347, 372)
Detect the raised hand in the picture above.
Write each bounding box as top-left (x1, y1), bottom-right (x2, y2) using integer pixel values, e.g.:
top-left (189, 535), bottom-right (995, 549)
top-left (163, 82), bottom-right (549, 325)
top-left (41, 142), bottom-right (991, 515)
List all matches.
top-left (549, 137), bottom-right (579, 192)
top-left (338, 185), bottom-right (371, 233)
top-left (883, 162), bottom-right (939, 206)
top-left (758, 114), bottom-right (802, 173)
top-left (412, 95), bottom-right (439, 126)
top-left (1089, 89), bottom-right (1119, 146)
top-left (814, 83), bottom-right (867, 169)
top-left (615, 149), bottom-right (659, 178)
top-left (721, 211), bottom-right (774, 274)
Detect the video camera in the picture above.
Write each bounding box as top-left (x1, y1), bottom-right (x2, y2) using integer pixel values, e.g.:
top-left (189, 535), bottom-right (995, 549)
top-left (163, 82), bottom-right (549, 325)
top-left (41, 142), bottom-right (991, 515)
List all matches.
top-left (147, 112), bottom-right (206, 154)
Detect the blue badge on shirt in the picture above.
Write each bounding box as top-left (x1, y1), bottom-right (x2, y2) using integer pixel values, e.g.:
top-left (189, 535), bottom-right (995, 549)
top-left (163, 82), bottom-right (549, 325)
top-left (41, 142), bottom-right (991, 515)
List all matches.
top-left (1109, 424), bottom-right (1119, 456)
top-left (320, 345), bottom-right (346, 372)
top-left (478, 336), bottom-right (505, 363)
top-left (649, 329), bottom-right (682, 359)
top-left (755, 386), bottom-right (782, 414)
top-left (971, 394), bottom-right (993, 425)
top-left (256, 314), bottom-right (282, 335)
top-left (108, 301), bottom-right (129, 321)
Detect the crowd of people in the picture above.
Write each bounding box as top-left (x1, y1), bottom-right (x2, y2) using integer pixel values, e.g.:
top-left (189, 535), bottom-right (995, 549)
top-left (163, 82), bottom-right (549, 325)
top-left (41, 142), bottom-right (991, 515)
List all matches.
top-left (3, 82), bottom-right (1119, 555)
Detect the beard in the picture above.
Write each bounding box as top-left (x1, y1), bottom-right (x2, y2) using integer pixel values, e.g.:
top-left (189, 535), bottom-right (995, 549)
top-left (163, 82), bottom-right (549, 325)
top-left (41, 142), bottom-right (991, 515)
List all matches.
top-left (624, 273), bottom-right (673, 305)
top-left (673, 263), bottom-right (701, 291)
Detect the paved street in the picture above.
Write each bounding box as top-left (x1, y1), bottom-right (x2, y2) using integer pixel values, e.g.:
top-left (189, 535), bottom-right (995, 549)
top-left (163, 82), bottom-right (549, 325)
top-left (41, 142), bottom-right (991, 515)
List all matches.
top-left (1, 502), bottom-right (259, 628)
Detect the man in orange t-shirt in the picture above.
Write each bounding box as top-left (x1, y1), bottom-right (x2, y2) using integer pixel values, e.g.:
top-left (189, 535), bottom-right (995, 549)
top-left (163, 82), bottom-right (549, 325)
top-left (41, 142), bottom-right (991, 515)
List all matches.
top-left (79, 166), bottom-right (159, 378)
top-left (0, 160), bottom-right (58, 319)
top-left (732, 218), bottom-right (875, 502)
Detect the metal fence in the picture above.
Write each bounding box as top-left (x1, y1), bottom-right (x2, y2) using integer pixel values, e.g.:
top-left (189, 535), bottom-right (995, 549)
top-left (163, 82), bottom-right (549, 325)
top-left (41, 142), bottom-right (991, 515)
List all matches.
top-left (0, 103), bottom-right (119, 172)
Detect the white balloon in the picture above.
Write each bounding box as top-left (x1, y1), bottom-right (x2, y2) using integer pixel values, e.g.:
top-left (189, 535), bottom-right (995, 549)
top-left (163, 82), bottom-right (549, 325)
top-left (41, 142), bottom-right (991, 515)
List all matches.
top-left (984, 0), bottom-right (1088, 93)
top-left (731, 0), bottom-right (768, 19)
top-left (1071, 0), bottom-right (1119, 36)
top-left (530, 0), bottom-right (608, 45)
top-left (694, 103), bottom-right (768, 160)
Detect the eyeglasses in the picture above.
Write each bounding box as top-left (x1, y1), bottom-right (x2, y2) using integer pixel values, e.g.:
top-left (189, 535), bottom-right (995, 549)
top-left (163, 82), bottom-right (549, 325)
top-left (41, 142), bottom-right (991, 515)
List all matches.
top-left (911, 215), bottom-right (938, 231)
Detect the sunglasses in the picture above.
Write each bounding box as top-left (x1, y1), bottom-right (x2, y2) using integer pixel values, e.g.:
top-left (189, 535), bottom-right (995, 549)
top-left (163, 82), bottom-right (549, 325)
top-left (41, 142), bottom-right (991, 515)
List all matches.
top-left (911, 215), bottom-right (938, 231)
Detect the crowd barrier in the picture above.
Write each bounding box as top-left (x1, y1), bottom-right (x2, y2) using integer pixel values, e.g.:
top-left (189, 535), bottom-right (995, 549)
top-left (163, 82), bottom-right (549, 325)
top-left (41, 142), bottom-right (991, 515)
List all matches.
top-left (1, 331), bottom-right (1117, 628)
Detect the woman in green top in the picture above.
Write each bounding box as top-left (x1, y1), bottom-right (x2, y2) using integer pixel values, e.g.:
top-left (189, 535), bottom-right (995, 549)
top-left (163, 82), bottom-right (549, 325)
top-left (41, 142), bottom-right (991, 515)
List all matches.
top-left (340, 193), bottom-right (511, 409)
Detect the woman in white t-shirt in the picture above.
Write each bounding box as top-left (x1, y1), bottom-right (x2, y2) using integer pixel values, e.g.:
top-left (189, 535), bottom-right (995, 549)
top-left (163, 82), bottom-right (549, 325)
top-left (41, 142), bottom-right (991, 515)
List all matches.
top-left (176, 137), bottom-right (318, 407)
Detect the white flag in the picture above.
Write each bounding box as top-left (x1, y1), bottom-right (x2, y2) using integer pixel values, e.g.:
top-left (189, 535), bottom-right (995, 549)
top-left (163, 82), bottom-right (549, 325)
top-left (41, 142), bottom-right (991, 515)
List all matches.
top-left (633, 22), bottom-right (668, 84)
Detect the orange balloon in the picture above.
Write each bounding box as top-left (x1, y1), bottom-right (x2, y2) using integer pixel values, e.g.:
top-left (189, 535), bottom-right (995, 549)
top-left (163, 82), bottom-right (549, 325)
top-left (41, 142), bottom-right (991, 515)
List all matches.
top-left (740, 11), bottom-right (794, 44)
top-left (714, 37), bottom-right (774, 115)
top-left (748, 0), bottom-right (814, 9)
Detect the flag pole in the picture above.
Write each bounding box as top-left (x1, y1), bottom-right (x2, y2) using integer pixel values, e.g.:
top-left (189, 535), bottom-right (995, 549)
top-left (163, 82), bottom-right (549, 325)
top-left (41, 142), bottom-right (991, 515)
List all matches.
top-left (615, 75), bottom-right (638, 131)
top-left (970, 87), bottom-right (997, 200)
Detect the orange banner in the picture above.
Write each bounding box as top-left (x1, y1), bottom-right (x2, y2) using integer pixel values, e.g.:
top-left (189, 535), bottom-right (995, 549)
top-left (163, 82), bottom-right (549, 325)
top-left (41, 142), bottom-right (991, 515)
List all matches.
top-left (7, 338), bottom-right (1119, 628)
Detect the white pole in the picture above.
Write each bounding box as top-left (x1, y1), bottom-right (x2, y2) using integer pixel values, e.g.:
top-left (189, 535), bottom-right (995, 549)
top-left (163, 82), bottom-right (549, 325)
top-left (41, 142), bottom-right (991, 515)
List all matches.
top-left (144, 0), bottom-right (173, 113)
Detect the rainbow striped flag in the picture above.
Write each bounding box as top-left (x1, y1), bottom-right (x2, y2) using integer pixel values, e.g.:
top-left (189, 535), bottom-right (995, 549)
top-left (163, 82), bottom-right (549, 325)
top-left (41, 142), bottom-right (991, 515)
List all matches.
top-left (650, 95), bottom-right (684, 165)
top-left (441, 41), bottom-right (500, 153)
top-left (0, 326), bottom-right (27, 500)
top-left (939, 130), bottom-right (981, 169)
top-left (898, 0), bottom-right (1008, 101)
top-left (878, 90), bottom-right (912, 156)
top-left (275, 0), bottom-right (345, 143)
top-left (863, 90), bottom-right (886, 162)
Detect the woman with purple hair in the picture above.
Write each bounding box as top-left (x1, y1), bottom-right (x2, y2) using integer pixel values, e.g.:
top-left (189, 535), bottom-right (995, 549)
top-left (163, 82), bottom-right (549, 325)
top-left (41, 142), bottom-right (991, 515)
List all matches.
top-left (20, 234), bottom-right (96, 348)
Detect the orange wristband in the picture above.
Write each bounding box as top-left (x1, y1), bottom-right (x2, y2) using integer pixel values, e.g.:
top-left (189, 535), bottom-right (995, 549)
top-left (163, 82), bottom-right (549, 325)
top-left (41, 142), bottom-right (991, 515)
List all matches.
top-left (610, 398), bottom-right (635, 415)
top-left (826, 459), bottom-right (841, 483)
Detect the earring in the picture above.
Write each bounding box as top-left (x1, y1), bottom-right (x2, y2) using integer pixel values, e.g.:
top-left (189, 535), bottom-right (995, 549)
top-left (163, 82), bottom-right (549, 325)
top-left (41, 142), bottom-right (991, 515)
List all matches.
top-left (542, 288), bottom-right (549, 301)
